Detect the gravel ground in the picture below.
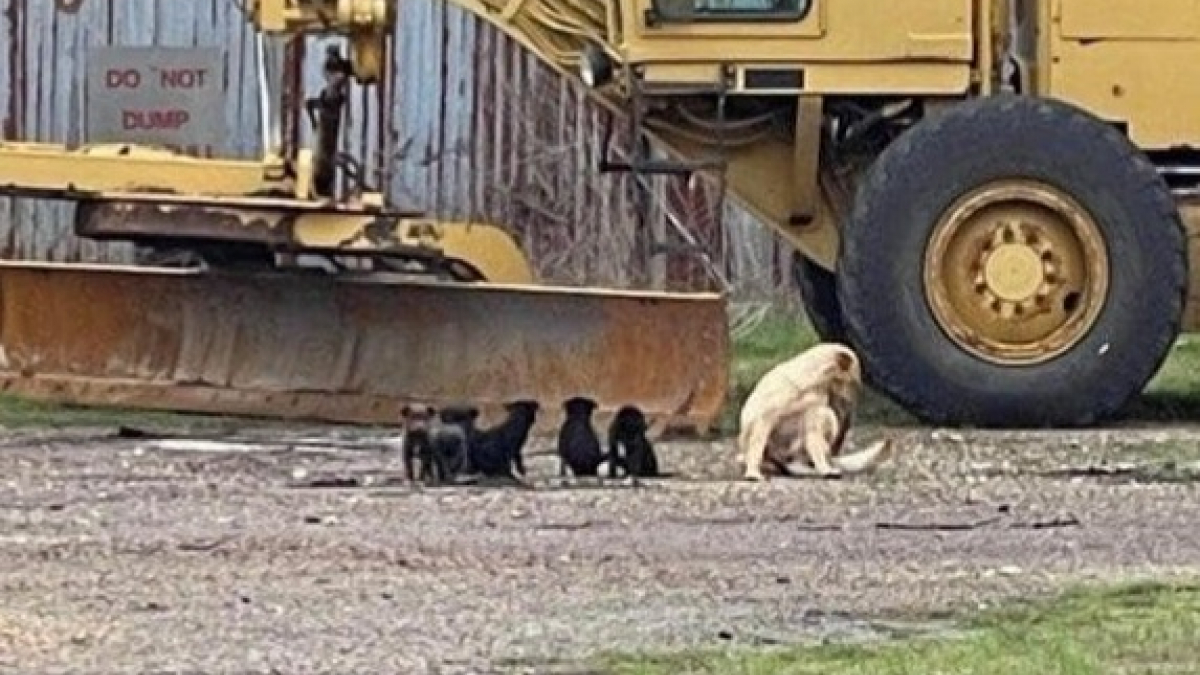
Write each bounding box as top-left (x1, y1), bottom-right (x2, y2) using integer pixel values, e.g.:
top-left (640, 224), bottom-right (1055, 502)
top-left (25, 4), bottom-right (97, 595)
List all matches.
top-left (2, 420), bottom-right (1200, 674)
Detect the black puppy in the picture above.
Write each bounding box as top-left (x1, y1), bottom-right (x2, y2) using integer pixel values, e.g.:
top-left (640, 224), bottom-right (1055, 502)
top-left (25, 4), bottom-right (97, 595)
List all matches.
top-left (431, 404), bottom-right (480, 480)
top-left (470, 400), bottom-right (540, 480)
top-left (607, 405), bottom-right (659, 478)
top-left (557, 396), bottom-right (604, 477)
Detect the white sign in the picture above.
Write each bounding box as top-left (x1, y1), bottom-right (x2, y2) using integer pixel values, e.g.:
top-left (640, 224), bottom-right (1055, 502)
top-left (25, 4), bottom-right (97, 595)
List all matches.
top-left (87, 46), bottom-right (224, 157)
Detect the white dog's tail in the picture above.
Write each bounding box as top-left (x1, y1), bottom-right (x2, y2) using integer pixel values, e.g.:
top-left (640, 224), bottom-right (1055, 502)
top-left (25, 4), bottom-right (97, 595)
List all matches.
top-left (833, 437), bottom-right (896, 474)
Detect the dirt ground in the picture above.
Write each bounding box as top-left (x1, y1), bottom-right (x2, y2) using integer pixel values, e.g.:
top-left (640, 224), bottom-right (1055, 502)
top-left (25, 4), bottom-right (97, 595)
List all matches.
top-left (2, 417), bottom-right (1200, 674)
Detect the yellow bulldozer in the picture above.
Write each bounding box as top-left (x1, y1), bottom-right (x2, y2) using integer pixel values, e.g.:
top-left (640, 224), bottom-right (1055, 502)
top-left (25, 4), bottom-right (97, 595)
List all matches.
top-left (0, 0), bottom-right (1193, 431)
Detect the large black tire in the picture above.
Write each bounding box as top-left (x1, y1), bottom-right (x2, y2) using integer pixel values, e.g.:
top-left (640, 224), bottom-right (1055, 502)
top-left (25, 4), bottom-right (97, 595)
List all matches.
top-left (837, 94), bottom-right (1188, 428)
top-left (791, 252), bottom-right (848, 343)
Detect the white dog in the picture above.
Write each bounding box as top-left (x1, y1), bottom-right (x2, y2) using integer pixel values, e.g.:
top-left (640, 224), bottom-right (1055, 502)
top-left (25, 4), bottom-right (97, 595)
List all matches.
top-left (738, 342), bottom-right (895, 481)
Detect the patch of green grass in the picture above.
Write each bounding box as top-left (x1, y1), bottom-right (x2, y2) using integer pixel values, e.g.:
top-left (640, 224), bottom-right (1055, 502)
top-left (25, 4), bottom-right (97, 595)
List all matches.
top-left (601, 581), bottom-right (1200, 675)
top-left (1128, 334), bottom-right (1200, 421)
top-left (0, 394), bottom-right (251, 431)
top-left (731, 312), bottom-right (820, 395)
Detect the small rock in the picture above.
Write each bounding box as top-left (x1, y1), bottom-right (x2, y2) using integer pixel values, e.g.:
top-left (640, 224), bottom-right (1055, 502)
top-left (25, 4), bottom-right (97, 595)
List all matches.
top-left (932, 430), bottom-right (966, 443)
top-left (998, 565), bottom-right (1023, 576)
top-left (292, 468), bottom-right (309, 481)
top-left (717, 630), bottom-right (734, 641)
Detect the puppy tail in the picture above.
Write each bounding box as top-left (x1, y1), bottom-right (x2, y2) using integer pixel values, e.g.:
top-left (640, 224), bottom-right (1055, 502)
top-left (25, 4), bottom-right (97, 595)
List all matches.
top-left (832, 437), bottom-right (896, 474)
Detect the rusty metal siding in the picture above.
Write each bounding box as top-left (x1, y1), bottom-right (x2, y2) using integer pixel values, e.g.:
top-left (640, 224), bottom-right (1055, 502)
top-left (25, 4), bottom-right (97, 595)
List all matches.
top-left (0, 0), bottom-right (785, 298)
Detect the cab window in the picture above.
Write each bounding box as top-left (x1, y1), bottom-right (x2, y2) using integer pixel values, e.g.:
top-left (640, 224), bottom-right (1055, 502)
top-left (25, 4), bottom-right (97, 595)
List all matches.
top-left (651, 0), bottom-right (811, 22)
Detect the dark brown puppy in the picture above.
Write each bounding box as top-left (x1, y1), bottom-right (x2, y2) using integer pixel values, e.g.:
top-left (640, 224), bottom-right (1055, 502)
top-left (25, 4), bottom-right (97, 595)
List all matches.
top-left (557, 397), bottom-right (604, 477)
top-left (470, 400), bottom-right (540, 479)
top-left (606, 405), bottom-right (659, 478)
top-left (399, 403), bottom-right (439, 483)
top-left (432, 404), bottom-right (480, 480)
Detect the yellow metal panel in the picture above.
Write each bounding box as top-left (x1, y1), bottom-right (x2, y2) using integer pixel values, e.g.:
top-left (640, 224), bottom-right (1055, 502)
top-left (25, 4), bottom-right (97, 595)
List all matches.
top-left (0, 142), bottom-right (293, 199)
top-left (640, 63), bottom-right (725, 84)
top-left (799, 63), bottom-right (970, 94)
top-left (1060, 0), bottom-right (1200, 40)
top-left (1047, 39), bottom-right (1200, 149)
top-left (292, 216), bottom-right (537, 284)
top-left (1045, 0), bottom-right (1200, 148)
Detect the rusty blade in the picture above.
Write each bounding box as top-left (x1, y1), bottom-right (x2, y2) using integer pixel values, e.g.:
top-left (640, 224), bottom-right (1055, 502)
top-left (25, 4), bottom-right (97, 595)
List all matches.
top-left (0, 262), bottom-right (729, 435)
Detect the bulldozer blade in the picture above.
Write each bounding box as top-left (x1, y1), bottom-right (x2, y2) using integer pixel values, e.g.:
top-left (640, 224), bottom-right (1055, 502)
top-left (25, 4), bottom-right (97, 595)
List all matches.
top-left (0, 261), bottom-right (729, 436)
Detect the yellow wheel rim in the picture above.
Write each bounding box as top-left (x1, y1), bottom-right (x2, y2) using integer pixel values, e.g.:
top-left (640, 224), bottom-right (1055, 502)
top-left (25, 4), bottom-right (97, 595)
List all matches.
top-left (923, 179), bottom-right (1110, 366)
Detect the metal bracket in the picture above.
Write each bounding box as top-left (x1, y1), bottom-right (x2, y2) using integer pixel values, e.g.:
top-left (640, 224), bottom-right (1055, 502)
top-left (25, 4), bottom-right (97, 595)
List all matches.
top-left (789, 95), bottom-right (824, 224)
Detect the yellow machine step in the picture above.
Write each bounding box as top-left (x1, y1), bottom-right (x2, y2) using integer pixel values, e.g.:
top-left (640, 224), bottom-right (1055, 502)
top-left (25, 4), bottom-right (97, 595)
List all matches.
top-left (0, 261), bottom-right (729, 435)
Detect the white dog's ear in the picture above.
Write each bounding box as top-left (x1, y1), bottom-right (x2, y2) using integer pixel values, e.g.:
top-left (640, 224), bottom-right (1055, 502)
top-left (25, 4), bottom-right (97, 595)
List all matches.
top-left (835, 352), bottom-right (855, 372)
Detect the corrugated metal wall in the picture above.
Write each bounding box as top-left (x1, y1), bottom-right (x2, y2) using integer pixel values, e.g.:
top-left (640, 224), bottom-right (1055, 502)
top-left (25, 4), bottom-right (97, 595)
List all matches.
top-left (0, 0), bottom-right (791, 298)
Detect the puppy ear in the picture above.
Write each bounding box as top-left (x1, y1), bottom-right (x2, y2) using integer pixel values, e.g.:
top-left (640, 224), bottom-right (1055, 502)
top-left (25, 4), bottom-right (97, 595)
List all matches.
top-left (400, 404), bottom-right (412, 418)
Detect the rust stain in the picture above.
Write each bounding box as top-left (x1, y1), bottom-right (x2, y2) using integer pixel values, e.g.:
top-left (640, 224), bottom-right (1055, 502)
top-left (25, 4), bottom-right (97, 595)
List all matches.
top-left (0, 262), bottom-right (729, 434)
top-left (281, 35), bottom-right (306, 161)
top-left (74, 201), bottom-right (285, 244)
top-left (53, 0), bottom-right (85, 15)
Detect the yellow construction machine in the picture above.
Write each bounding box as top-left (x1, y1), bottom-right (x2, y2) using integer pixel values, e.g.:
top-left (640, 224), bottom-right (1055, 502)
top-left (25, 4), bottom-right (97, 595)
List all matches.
top-left (468, 0), bottom-right (1198, 428)
top-left (0, 0), bottom-right (1195, 431)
